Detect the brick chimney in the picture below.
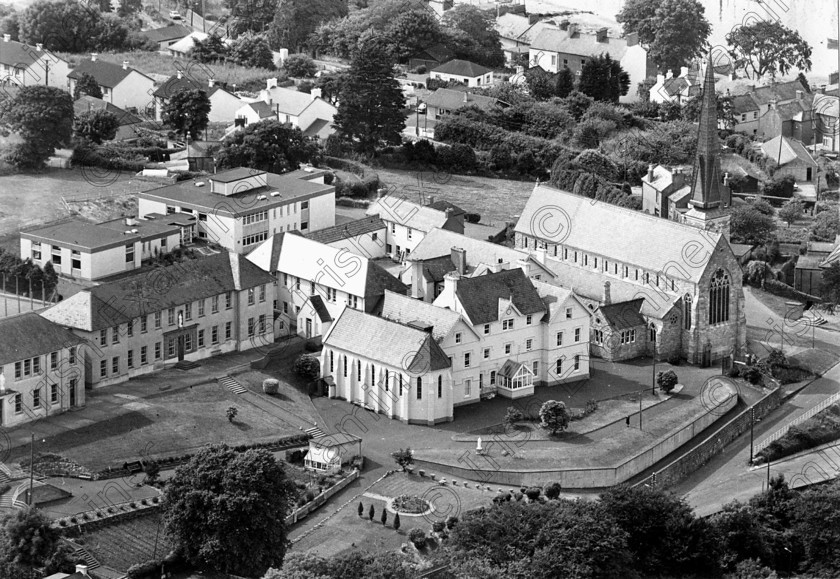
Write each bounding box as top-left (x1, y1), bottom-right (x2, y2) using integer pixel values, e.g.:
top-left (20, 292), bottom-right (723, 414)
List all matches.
top-left (559, 20), bottom-right (570, 31)
top-left (680, 66), bottom-right (688, 78)
top-left (567, 23), bottom-right (578, 37)
top-left (596, 27), bottom-right (608, 43)
top-left (451, 247), bottom-right (466, 275)
top-left (443, 270), bottom-right (460, 298)
top-left (208, 78), bottom-right (215, 88)
top-left (647, 164), bottom-right (655, 182)
top-left (2, 34), bottom-right (9, 42)
top-left (769, 98), bottom-right (777, 110)
top-left (176, 70), bottom-right (183, 79)
top-left (796, 90), bottom-right (804, 100)
top-left (603, 281), bottom-right (611, 305)
top-left (625, 31), bottom-right (639, 47)
top-left (122, 60), bottom-right (129, 70)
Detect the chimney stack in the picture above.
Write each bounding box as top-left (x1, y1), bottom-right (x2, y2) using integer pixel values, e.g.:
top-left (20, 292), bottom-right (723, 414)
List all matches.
top-left (769, 98), bottom-right (777, 110)
top-left (603, 281), bottom-right (611, 305)
top-left (559, 20), bottom-right (570, 31)
top-left (819, 84), bottom-right (827, 95)
top-left (2, 34), bottom-right (9, 42)
top-left (35, 43), bottom-right (42, 51)
top-left (723, 172), bottom-right (730, 187)
top-left (680, 66), bottom-right (688, 78)
top-left (122, 60), bottom-right (129, 70)
top-left (796, 89), bottom-right (803, 100)
top-left (463, 92), bottom-right (469, 103)
top-left (666, 69), bottom-right (674, 80)
top-left (209, 78), bottom-right (215, 88)
top-left (90, 52), bottom-right (98, 61)
top-left (647, 163), bottom-right (655, 182)
top-left (567, 23), bottom-right (578, 37)
top-left (625, 31), bottom-right (639, 47)
top-left (451, 247), bottom-right (467, 275)
top-left (427, 195), bottom-right (435, 205)
top-left (176, 70), bottom-right (183, 79)
top-left (443, 271), bottom-right (460, 296)
top-left (76, 564), bottom-right (90, 577)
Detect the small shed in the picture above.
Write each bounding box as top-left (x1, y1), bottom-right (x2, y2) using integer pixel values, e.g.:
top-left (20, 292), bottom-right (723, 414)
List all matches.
top-left (304, 432), bottom-right (362, 474)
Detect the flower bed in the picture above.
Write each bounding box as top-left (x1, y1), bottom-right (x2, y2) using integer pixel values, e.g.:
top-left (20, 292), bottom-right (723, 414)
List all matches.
top-left (391, 495), bottom-right (431, 515)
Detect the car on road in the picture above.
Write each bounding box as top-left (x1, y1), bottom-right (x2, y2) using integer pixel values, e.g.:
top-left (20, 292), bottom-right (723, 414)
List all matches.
top-left (169, 10), bottom-right (181, 19)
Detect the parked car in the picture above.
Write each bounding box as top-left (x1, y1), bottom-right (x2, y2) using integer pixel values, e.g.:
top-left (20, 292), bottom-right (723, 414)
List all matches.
top-left (169, 10), bottom-right (181, 19)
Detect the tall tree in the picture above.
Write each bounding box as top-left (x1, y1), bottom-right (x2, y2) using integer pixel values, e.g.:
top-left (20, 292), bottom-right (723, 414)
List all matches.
top-left (729, 205), bottom-right (777, 245)
top-left (726, 21), bottom-right (813, 80)
top-left (778, 199), bottom-right (804, 227)
top-left (441, 5), bottom-right (504, 69)
top-left (617, 0), bottom-right (711, 74)
top-left (162, 89), bottom-right (211, 140)
top-left (681, 90), bottom-right (735, 129)
top-left (72, 72), bottom-right (103, 100)
top-left (19, 0), bottom-right (102, 52)
top-left (268, 0), bottom-right (347, 53)
top-left (539, 400), bottom-right (570, 434)
top-left (1, 508), bottom-right (61, 568)
top-left (162, 445), bottom-right (296, 577)
top-left (578, 53), bottom-right (630, 103)
top-left (192, 34), bottom-right (228, 63)
top-left (229, 33), bottom-right (275, 69)
top-left (225, 0), bottom-right (278, 35)
top-left (74, 110), bottom-right (119, 144)
top-left (555, 66), bottom-right (575, 98)
top-left (384, 9), bottom-right (442, 63)
top-left (313, 70), bottom-right (348, 105)
top-left (333, 34), bottom-right (406, 156)
top-left (216, 119), bottom-right (317, 174)
top-left (0, 85), bottom-right (73, 168)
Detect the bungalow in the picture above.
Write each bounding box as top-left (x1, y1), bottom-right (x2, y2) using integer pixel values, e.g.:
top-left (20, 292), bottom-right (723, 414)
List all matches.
top-left (423, 88), bottom-right (506, 121)
top-left (67, 56), bottom-right (155, 112)
top-left (73, 95), bottom-right (143, 141)
top-left (167, 31), bottom-right (209, 58)
top-left (760, 135), bottom-right (817, 183)
top-left (813, 93), bottom-right (839, 152)
top-left (0, 312), bottom-right (86, 428)
top-left (528, 23), bottom-right (655, 104)
top-left (153, 72), bottom-right (242, 123)
top-left (139, 24), bottom-right (193, 50)
top-left (258, 81), bottom-right (338, 139)
top-left (365, 196), bottom-right (465, 260)
top-left (0, 35), bottom-right (70, 89)
top-left (431, 59), bottom-right (493, 88)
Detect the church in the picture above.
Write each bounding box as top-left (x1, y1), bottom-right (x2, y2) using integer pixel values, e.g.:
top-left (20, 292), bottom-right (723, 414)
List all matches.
top-left (514, 55), bottom-right (746, 366)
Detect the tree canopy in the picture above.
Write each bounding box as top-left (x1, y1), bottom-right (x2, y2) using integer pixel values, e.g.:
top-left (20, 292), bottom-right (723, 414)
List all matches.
top-left (216, 119), bottom-right (318, 174)
top-left (440, 5), bottom-right (504, 68)
top-left (72, 72), bottom-right (103, 100)
top-left (268, 0), bottom-right (347, 53)
top-left (225, 0), bottom-right (278, 36)
top-left (0, 85), bottom-right (73, 168)
top-left (726, 21), bottom-right (812, 80)
top-left (74, 110), bottom-right (120, 144)
top-left (578, 53), bottom-right (630, 103)
top-left (229, 33), bottom-right (275, 69)
top-left (162, 89), bottom-right (211, 140)
top-left (730, 205), bottom-right (777, 245)
top-left (162, 444), bottom-right (297, 577)
top-left (539, 400), bottom-right (570, 434)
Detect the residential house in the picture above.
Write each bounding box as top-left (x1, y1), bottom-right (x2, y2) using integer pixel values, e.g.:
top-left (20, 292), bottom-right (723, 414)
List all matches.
top-left (641, 164), bottom-right (691, 219)
top-left (20, 215), bottom-right (191, 281)
top-left (258, 82), bottom-right (338, 139)
top-left (0, 35), bottom-right (70, 89)
top-left (153, 72), bottom-right (242, 123)
top-left (73, 95), bottom-right (142, 141)
top-left (246, 232), bottom-right (407, 338)
top-left (719, 152), bottom-right (767, 194)
top-left (729, 79), bottom-right (810, 135)
top-left (137, 167), bottom-right (336, 252)
top-left (757, 93), bottom-right (814, 144)
top-left (401, 227), bottom-right (554, 302)
top-left (39, 252), bottom-right (276, 388)
top-left (303, 215), bottom-right (387, 260)
top-left (304, 432), bottom-right (362, 473)
top-left (365, 196), bottom-right (465, 260)
top-left (495, 13), bottom-right (557, 65)
top-left (233, 101), bottom-right (278, 128)
top-left (67, 56), bottom-right (156, 112)
top-left (320, 306), bottom-right (454, 425)
top-left (432, 268), bottom-right (591, 397)
top-left (167, 31), bottom-right (209, 58)
top-left (139, 24), bottom-right (193, 50)
top-left (648, 65), bottom-right (701, 104)
top-left (0, 313), bottom-right (86, 428)
top-left (760, 135), bottom-right (817, 183)
top-left (431, 59), bottom-right (494, 88)
top-left (423, 88), bottom-right (506, 121)
top-left (409, 43), bottom-right (455, 71)
top-left (813, 92), bottom-right (839, 152)
top-left (46, 564), bottom-right (94, 579)
top-left (528, 23), bottom-right (655, 104)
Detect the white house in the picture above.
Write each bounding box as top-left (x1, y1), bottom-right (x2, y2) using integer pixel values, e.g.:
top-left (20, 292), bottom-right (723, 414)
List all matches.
top-left (67, 56), bottom-right (156, 112)
top-left (139, 24), bottom-right (193, 50)
top-left (648, 65), bottom-right (702, 104)
top-left (167, 31), bottom-right (209, 58)
top-left (320, 306), bottom-right (454, 425)
top-left (153, 72), bottom-right (242, 123)
top-left (233, 101), bottom-right (278, 128)
top-left (246, 232), bottom-right (407, 338)
top-left (258, 81), bottom-right (338, 139)
top-left (0, 35), bottom-right (70, 89)
top-left (365, 197), bottom-right (465, 260)
top-left (304, 432), bottom-right (362, 473)
top-left (431, 59), bottom-right (494, 88)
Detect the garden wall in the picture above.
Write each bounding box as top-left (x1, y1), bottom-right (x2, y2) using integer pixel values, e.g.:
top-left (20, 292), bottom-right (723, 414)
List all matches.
top-left (414, 392), bottom-right (738, 488)
top-left (635, 386), bottom-right (783, 489)
top-left (286, 470), bottom-right (360, 525)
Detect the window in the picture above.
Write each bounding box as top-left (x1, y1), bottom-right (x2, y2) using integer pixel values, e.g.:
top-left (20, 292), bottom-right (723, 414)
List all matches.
top-left (309, 281), bottom-right (315, 295)
top-left (455, 332), bottom-right (462, 344)
top-left (556, 358), bottom-right (563, 374)
top-left (556, 331), bottom-right (563, 346)
top-left (14, 394), bottom-right (21, 413)
top-left (584, 255), bottom-right (588, 266)
top-left (464, 352), bottom-right (471, 368)
top-left (301, 200), bottom-right (309, 210)
top-left (490, 371), bottom-right (496, 385)
top-left (212, 295), bottom-right (219, 313)
top-left (155, 312), bottom-right (162, 329)
top-left (100, 359), bottom-right (107, 378)
top-left (248, 288), bottom-right (255, 305)
top-left (391, 223), bottom-right (396, 234)
top-left (50, 383), bottom-right (58, 403)
top-left (574, 328), bottom-right (581, 342)
top-left (248, 317), bottom-right (255, 337)
top-left (99, 329), bottom-right (107, 346)
top-left (225, 321), bottom-right (232, 340)
top-left (504, 343), bottom-right (511, 355)
top-left (329, 351), bottom-right (334, 373)
top-left (167, 339), bottom-right (175, 358)
top-left (386, 243), bottom-right (392, 254)
top-left (709, 269), bottom-right (731, 325)
top-left (574, 355), bottom-right (580, 371)
top-left (594, 257), bottom-right (598, 269)
top-left (526, 339), bottom-right (533, 351)
top-left (128, 350), bottom-right (134, 368)
top-left (155, 342), bottom-right (161, 360)
top-left (372, 232), bottom-right (378, 241)
top-left (594, 329), bottom-right (603, 344)
top-left (32, 242), bottom-right (41, 261)
top-left (259, 314), bottom-right (266, 334)
top-left (184, 333), bottom-right (192, 352)
top-left (69, 347), bottom-right (76, 365)
top-left (526, 315), bottom-right (532, 325)
top-left (198, 329), bottom-right (205, 348)
top-left (127, 320), bottom-right (134, 337)
top-left (141, 346), bottom-right (148, 365)
top-left (168, 308), bottom-right (175, 326)
top-left (71, 250), bottom-right (81, 270)
top-left (348, 295), bottom-right (359, 309)
top-left (416, 377), bottom-right (422, 400)
top-left (212, 325), bottom-right (219, 344)
top-left (464, 379), bottom-right (471, 396)
top-left (407, 228), bottom-right (413, 240)
top-left (125, 243), bottom-right (134, 263)
top-left (242, 210), bottom-right (268, 225)
top-left (565, 308), bottom-right (572, 319)
top-left (502, 319), bottom-right (514, 330)
top-left (113, 326), bottom-right (120, 344)
top-left (52, 247), bottom-right (61, 265)
top-left (198, 299), bottom-right (205, 317)
top-left (343, 356), bottom-right (347, 378)
top-left (50, 351), bottom-right (57, 370)
top-left (684, 294), bottom-right (692, 330)
top-left (484, 324), bottom-right (490, 335)
top-left (483, 347), bottom-right (490, 359)
top-left (259, 285), bottom-right (266, 302)
top-left (620, 329), bottom-right (636, 344)
top-left (33, 357), bottom-right (40, 374)
top-left (225, 292), bottom-right (232, 309)
top-left (33, 388), bottom-right (40, 408)
top-left (327, 288), bottom-right (336, 302)
top-left (438, 375), bottom-right (442, 398)
top-left (112, 356), bottom-right (119, 374)
top-left (532, 361), bottom-right (539, 375)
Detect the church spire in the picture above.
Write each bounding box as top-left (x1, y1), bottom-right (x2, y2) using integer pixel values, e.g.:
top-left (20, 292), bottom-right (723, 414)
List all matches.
top-left (689, 50), bottom-right (724, 209)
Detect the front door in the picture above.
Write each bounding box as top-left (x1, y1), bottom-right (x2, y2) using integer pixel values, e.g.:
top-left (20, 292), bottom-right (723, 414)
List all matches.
top-left (305, 318), bottom-right (312, 339)
top-left (69, 384), bottom-right (76, 407)
top-left (177, 335), bottom-right (185, 361)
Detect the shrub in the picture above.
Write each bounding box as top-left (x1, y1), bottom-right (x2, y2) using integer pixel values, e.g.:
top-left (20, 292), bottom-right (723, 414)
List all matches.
top-left (141, 499), bottom-right (148, 505)
top-left (657, 370), bottom-right (679, 393)
top-left (437, 142), bottom-right (476, 170)
top-left (728, 365), bottom-right (741, 378)
top-left (262, 378), bottom-right (280, 395)
top-left (226, 406), bottom-right (238, 422)
top-left (432, 520), bottom-right (445, 533)
top-left (294, 354), bottom-right (321, 380)
top-left (584, 399), bottom-right (598, 416)
top-left (503, 406), bottom-right (526, 428)
top-left (358, 501), bottom-right (364, 517)
top-left (742, 366), bottom-right (763, 385)
top-left (409, 528), bottom-right (427, 548)
top-left (284, 53), bottom-right (317, 77)
top-left (514, 492), bottom-right (523, 501)
top-left (445, 515), bottom-right (459, 529)
top-left (305, 490), bottom-right (315, 502)
top-left (525, 487), bottom-right (542, 501)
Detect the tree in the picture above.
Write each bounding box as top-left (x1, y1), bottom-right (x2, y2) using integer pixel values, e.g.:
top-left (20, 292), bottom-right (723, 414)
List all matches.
top-left (313, 71), bottom-right (348, 105)
top-left (778, 199), bottom-right (804, 227)
top-left (393, 512), bottom-right (400, 531)
top-left (143, 460), bottom-right (160, 485)
top-left (682, 90), bottom-right (736, 129)
top-left (74, 110), bottom-right (119, 144)
top-left (555, 66), bottom-right (575, 98)
top-left (0, 85), bottom-right (73, 169)
top-left (192, 34), bottom-right (228, 63)
top-left (19, 0), bottom-right (102, 52)
top-left (162, 444), bottom-right (296, 577)
top-left (333, 34), bottom-right (406, 156)
top-left (441, 5), bottom-right (504, 69)
top-left (292, 353), bottom-right (322, 379)
top-left (821, 262), bottom-right (840, 303)
top-left (268, 0), bottom-right (347, 53)
top-left (72, 72), bottom-right (103, 100)
top-left (0, 508), bottom-right (60, 568)
top-left (811, 210), bottom-right (840, 242)
top-left (539, 400), bottom-right (570, 435)
top-left (226, 0), bottom-right (278, 36)
top-left (385, 9), bottom-right (442, 63)
top-left (391, 448), bottom-right (413, 471)
top-left (563, 90), bottom-right (594, 121)
top-left (283, 53), bottom-right (317, 78)
top-left (95, 12), bottom-right (129, 51)
top-left (726, 21), bottom-right (812, 80)
top-left (578, 53), bottom-right (630, 103)
top-left (503, 406), bottom-right (525, 429)
top-left (226, 406), bottom-right (238, 422)
top-left (544, 482), bottom-right (562, 500)
top-left (380, 508), bottom-right (387, 525)
top-left (524, 67), bottom-right (557, 101)
top-left (368, 504), bottom-right (375, 521)
top-left (117, 0), bottom-right (142, 18)
top-left (408, 528), bottom-right (426, 547)
top-left (0, 7), bottom-right (19, 42)
top-left (229, 34), bottom-right (275, 69)
top-left (162, 89), bottom-right (210, 141)
top-left (657, 369), bottom-right (679, 393)
top-left (617, 0), bottom-right (711, 73)
top-left (729, 205), bottom-right (777, 245)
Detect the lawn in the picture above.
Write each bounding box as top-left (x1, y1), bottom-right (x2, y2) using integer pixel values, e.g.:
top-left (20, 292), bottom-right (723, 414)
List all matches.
top-left (73, 511), bottom-right (172, 573)
top-left (757, 402), bottom-right (840, 464)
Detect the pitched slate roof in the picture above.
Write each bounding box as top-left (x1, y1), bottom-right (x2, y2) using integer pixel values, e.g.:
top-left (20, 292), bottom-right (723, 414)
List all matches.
top-left (731, 93), bottom-right (759, 115)
top-left (597, 298), bottom-right (646, 330)
top-left (74, 96), bottom-right (142, 126)
top-left (366, 198), bottom-right (455, 232)
top-left (408, 228), bottom-right (531, 274)
top-left (432, 59), bottom-right (493, 78)
top-left (0, 38), bottom-right (56, 68)
top-left (412, 43), bottom-right (454, 62)
top-left (760, 135), bottom-right (816, 167)
top-left (0, 313), bottom-right (85, 366)
top-left (662, 77), bottom-right (689, 97)
top-left (515, 184), bottom-right (725, 284)
top-left (303, 216), bottom-right (384, 245)
top-left (423, 88), bottom-right (503, 113)
top-left (324, 307), bottom-right (450, 372)
top-left (455, 268), bottom-right (545, 325)
top-left (140, 24), bottom-right (193, 43)
top-left (152, 74), bottom-right (229, 99)
top-left (498, 359), bottom-right (531, 379)
top-left (749, 79), bottom-right (809, 106)
top-left (773, 99), bottom-right (812, 122)
top-left (719, 153), bottom-right (766, 181)
top-left (420, 255), bottom-right (457, 283)
top-left (530, 27), bottom-right (628, 60)
top-left (262, 86), bottom-right (324, 116)
top-left (168, 31), bottom-right (208, 54)
top-left (381, 290), bottom-right (464, 343)
top-left (304, 294), bottom-right (332, 322)
top-left (426, 200), bottom-right (466, 216)
top-left (246, 101), bottom-right (277, 119)
top-left (40, 252), bottom-right (274, 331)
top-left (68, 59), bottom-right (152, 88)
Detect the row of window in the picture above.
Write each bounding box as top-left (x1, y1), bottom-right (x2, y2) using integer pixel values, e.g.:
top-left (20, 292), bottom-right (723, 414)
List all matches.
top-left (592, 328), bottom-right (636, 346)
top-left (283, 277), bottom-right (359, 309)
top-left (243, 210), bottom-right (268, 225)
top-left (330, 352), bottom-right (445, 400)
top-left (30, 243), bottom-right (82, 269)
top-left (11, 380), bottom-right (77, 414)
top-left (12, 348), bottom-right (77, 381)
top-left (242, 231), bottom-right (269, 247)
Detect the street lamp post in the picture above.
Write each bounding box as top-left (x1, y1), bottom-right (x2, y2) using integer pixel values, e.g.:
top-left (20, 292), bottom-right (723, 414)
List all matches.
top-left (651, 336), bottom-right (657, 395)
top-left (749, 407), bottom-right (756, 464)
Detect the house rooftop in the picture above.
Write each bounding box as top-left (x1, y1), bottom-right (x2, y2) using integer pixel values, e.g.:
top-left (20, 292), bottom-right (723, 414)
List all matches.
top-left (139, 24), bottom-right (193, 43)
top-left (719, 153), bottom-right (766, 181)
top-left (0, 313), bottom-right (85, 367)
top-left (21, 219), bottom-right (140, 252)
top-left (407, 228), bottom-right (532, 275)
top-left (598, 298), bottom-right (646, 330)
top-left (68, 58), bottom-right (152, 88)
top-left (261, 86), bottom-right (331, 116)
top-left (0, 37), bottom-right (59, 68)
top-left (432, 59), bottom-right (493, 78)
top-left (167, 31), bottom-right (209, 54)
top-left (455, 268), bottom-right (545, 325)
top-left (303, 216), bottom-right (384, 245)
top-left (366, 198), bottom-right (461, 232)
top-left (73, 96), bottom-right (142, 125)
top-left (423, 88), bottom-right (504, 113)
top-left (381, 290), bottom-right (465, 343)
top-left (152, 73), bottom-right (232, 99)
top-left (760, 135), bottom-right (816, 167)
top-left (310, 432), bottom-right (362, 446)
top-left (530, 27), bottom-right (628, 60)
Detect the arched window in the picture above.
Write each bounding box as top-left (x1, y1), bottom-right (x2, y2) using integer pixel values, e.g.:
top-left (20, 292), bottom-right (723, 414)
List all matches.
top-left (649, 323), bottom-right (657, 343)
top-left (708, 270), bottom-right (730, 325)
top-left (684, 294), bottom-right (692, 330)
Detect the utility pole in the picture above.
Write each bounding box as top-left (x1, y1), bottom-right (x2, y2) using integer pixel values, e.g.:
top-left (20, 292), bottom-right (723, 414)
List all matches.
top-left (651, 337), bottom-right (657, 395)
top-left (28, 433), bottom-right (34, 506)
top-left (749, 407), bottom-right (755, 464)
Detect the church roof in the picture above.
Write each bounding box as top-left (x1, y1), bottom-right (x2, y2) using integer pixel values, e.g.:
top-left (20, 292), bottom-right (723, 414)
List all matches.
top-left (690, 52), bottom-right (725, 209)
top-left (597, 299), bottom-right (647, 330)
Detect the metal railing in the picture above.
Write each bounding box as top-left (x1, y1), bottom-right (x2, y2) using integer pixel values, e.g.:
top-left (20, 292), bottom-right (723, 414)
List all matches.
top-left (754, 391), bottom-right (840, 454)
